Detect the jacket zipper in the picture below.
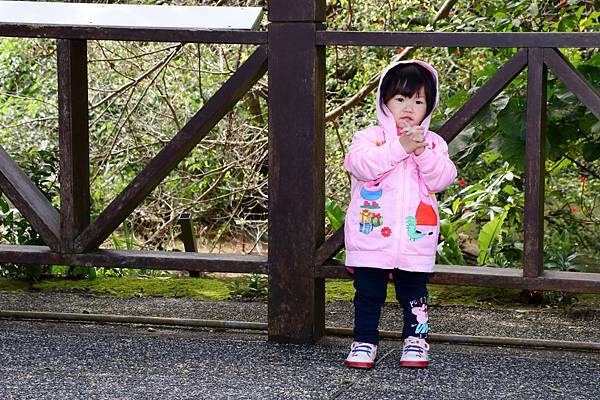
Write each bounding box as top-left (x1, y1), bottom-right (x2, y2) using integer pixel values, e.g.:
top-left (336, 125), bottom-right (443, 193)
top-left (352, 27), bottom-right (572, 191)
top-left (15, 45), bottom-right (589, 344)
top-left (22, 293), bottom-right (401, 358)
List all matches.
top-left (396, 161), bottom-right (408, 262)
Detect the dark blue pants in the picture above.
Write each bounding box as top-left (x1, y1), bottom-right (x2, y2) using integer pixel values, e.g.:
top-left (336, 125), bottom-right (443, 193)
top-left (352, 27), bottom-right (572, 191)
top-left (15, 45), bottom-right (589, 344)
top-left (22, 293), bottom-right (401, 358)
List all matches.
top-left (353, 267), bottom-right (429, 344)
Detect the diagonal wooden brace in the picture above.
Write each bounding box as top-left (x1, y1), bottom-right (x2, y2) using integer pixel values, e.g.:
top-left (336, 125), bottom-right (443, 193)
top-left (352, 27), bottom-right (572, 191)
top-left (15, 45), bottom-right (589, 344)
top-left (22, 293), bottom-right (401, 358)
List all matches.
top-left (0, 147), bottom-right (61, 250)
top-left (543, 48), bottom-right (600, 121)
top-left (315, 227), bottom-right (344, 267)
top-left (438, 48), bottom-right (528, 143)
top-left (74, 45), bottom-right (268, 252)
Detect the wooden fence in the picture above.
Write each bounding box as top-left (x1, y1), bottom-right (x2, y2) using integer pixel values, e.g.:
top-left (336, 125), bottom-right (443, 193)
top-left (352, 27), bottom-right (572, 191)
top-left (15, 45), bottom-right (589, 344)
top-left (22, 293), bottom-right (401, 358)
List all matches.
top-left (0, 0), bottom-right (599, 343)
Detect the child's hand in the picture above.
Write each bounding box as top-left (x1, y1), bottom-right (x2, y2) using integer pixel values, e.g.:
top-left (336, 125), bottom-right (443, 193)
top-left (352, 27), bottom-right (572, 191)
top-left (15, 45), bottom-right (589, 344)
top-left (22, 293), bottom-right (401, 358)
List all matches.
top-left (397, 120), bottom-right (427, 154)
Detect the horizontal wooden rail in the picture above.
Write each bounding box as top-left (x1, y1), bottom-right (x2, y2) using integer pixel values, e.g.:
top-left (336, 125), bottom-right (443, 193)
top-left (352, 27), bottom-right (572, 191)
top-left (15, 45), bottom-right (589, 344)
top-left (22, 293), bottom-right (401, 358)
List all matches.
top-left (318, 264), bottom-right (600, 293)
top-left (0, 245), bottom-right (266, 273)
top-left (0, 27), bottom-right (267, 44)
top-left (316, 31), bottom-right (600, 48)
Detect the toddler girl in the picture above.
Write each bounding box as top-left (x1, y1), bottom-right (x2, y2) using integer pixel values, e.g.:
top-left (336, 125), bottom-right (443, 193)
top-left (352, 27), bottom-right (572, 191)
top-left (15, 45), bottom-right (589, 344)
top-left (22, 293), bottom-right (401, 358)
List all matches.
top-left (343, 60), bottom-right (457, 369)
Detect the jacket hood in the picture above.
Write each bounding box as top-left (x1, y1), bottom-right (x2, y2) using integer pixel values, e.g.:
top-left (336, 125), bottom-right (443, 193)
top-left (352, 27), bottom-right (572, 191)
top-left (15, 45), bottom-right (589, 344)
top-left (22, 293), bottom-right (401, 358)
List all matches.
top-left (375, 60), bottom-right (439, 141)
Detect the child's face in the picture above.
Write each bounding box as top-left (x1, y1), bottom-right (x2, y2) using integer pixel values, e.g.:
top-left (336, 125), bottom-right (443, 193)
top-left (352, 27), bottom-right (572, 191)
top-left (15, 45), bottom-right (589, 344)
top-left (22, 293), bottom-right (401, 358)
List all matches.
top-left (385, 87), bottom-right (428, 128)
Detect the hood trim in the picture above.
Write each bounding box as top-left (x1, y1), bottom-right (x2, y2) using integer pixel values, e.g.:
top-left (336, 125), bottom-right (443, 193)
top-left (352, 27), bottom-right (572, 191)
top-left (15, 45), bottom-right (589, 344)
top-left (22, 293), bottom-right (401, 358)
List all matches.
top-left (375, 60), bottom-right (440, 142)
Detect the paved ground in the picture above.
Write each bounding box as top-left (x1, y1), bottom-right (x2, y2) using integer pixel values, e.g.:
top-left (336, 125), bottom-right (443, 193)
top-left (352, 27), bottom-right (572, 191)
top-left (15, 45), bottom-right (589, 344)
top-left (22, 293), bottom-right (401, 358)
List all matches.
top-left (0, 319), bottom-right (599, 400)
top-left (1, 291), bottom-right (599, 342)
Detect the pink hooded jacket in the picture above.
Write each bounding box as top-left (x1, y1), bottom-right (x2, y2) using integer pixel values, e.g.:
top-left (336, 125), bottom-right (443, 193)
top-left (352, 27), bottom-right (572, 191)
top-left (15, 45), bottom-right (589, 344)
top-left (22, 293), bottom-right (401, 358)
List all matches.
top-left (343, 60), bottom-right (457, 273)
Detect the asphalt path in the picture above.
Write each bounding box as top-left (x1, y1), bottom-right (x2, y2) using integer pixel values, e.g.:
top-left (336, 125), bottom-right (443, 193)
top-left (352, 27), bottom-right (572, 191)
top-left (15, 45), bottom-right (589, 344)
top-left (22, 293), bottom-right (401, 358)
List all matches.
top-left (0, 320), bottom-right (598, 400)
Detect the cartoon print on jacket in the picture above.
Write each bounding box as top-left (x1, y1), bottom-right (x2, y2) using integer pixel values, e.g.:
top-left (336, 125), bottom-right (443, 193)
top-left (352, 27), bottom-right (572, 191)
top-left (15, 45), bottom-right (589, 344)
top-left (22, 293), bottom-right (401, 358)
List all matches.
top-left (407, 169), bottom-right (438, 241)
top-left (358, 181), bottom-right (388, 236)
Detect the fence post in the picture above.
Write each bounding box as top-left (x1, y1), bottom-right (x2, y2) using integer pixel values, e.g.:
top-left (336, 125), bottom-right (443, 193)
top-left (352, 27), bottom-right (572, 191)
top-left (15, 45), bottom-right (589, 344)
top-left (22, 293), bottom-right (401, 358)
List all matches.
top-left (267, 0), bottom-right (326, 343)
top-left (58, 39), bottom-right (90, 253)
top-left (178, 212), bottom-right (200, 277)
top-left (523, 48), bottom-right (547, 278)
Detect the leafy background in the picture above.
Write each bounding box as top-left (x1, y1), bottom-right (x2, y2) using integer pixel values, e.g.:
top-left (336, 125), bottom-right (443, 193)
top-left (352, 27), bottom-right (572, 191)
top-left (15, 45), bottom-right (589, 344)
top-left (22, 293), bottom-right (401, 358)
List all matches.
top-left (0, 0), bottom-right (598, 280)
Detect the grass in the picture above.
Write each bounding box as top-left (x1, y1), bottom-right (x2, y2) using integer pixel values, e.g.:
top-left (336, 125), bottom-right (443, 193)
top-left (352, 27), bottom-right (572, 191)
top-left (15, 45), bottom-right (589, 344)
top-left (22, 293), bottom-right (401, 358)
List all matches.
top-left (0, 276), bottom-right (231, 301)
top-left (324, 280), bottom-right (524, 306)
top-left (0, 276), bottom-right (598, 308)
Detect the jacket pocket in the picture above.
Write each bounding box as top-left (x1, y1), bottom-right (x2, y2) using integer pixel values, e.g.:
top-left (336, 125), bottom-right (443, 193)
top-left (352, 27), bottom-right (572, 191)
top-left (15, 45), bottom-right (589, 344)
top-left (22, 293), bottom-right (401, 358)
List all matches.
top-left (345, 180), bottom-right (398, 254)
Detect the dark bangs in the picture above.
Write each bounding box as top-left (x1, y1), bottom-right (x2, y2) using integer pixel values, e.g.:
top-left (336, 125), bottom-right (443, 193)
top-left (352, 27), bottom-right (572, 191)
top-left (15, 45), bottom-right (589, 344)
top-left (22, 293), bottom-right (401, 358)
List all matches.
top-left (379, 63), bottom-right (437, 118)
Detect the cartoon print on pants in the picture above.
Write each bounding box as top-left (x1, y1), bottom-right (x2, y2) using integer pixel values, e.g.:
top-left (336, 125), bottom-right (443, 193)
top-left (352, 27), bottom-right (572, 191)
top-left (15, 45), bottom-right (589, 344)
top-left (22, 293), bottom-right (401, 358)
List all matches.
top-left (410, 297), bottom-right (429, 336)
top-left (406, 169), bottom-right (437, 241)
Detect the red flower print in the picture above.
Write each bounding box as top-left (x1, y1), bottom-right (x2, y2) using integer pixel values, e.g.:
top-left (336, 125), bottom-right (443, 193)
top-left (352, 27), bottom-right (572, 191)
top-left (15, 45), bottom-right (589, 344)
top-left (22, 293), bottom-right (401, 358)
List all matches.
top-left (458, 178), bottom-right (466, 187)
top-left (579, 176), bottom-right (587, 183)
top-left (571, 207), bottom-right (577, 212)
top-left (396, 47), bottom-right (405, 54)
top-left (453, 48), bottom-right (462, 56)
top-left (381, 227), bottom-right (392, 237)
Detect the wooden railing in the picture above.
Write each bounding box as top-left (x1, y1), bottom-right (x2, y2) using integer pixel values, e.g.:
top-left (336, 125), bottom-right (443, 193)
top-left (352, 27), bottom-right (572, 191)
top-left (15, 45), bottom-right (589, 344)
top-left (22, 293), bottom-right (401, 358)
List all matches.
top-left (0, 1), bottom-right (599, 344)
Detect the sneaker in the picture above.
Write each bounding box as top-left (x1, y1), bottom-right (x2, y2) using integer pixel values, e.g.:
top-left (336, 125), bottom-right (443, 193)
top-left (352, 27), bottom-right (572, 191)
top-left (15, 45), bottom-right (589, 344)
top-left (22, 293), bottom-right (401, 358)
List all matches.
top-left (344, 341), bottom-right (377, 369)
top-left (399, 336), bottom-right (429, 368)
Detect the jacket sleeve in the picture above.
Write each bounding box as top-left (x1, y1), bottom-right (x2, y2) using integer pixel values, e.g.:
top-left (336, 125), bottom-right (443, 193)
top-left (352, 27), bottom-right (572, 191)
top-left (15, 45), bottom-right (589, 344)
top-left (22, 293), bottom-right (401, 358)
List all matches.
top-left (411, 134), bottom-right (457, 193)
top-left (344, 128), bottom-right (410, 182)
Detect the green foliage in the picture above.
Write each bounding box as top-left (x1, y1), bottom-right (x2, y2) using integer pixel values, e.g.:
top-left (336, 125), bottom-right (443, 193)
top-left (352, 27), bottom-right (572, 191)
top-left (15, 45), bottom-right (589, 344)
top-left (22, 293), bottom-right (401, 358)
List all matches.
top-left (437, 218), bottom-right (465, 265)
top-left (229, 274), bottom-right (268, 301)
top-left (477, 210), bottom-right (508, 266)
top-left (325, 197), bottom-right (346, 261)
top-left (437, 159), bottom-right (524, 267)
top-left (544, 231), bottom-right (587, 272)
top-left (0, 1), bottom-right (598, 279)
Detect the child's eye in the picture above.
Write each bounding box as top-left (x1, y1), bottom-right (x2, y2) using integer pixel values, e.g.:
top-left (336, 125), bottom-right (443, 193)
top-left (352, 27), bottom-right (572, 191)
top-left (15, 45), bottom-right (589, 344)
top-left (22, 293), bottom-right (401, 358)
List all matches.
top-left (416, 100), bottom-right (424, 104)
top-left (396, 97), bottom-right (404, 102)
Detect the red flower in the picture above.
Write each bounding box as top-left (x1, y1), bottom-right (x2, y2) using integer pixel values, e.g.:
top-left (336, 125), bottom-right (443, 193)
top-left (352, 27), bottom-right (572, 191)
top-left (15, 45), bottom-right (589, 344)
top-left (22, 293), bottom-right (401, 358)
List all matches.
top-left (453, 48), bottom-right (462, 56)
top-left (463, 209), bottom-right (472, 215)
top-left (458, 178), bottom-right (466, 187)
top-left (376, 18), bottom-right (385, 24)
top-left (571, 207), bottom-right (578, 212)
top-left (579, 176), bottom-right (587, 183)
top-left (396, 47), bottom-right (405, 54)
top-left (381, 227), bottom-right (392, 237)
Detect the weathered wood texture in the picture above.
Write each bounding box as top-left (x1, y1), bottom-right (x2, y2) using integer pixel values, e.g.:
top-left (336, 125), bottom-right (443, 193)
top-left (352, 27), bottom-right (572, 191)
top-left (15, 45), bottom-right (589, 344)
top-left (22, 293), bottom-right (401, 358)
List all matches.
top-left (523, 48), bottom-right (547, 278)
top-left (316, 32), bottom-right (600, 48)
top-left (0, 147), bottom-right (60, 250)
top-left (74, 46), bottom-right (268, 252)
top-left (268, 0), bottom-right (325, 22)
top-left (268, 22), bottom-right (326, 343)
top-left (315, 226), bottom-right (345, 266)
top-left (0, 245), bottom-right (266, 273)
top-left (58, 39), bottom-right (90, 253)
top-left (178, 212), bottom-right (199, 277)
top-left (318, 264), bottom-right (600, 293)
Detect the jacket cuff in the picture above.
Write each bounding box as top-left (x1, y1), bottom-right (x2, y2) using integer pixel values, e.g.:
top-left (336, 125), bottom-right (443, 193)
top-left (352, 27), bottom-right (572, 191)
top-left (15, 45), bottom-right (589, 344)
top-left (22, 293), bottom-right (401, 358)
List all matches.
top-left (412, 147), bottom-right (437, 173)
top-left (388, 138), bottom-right (410, 163)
